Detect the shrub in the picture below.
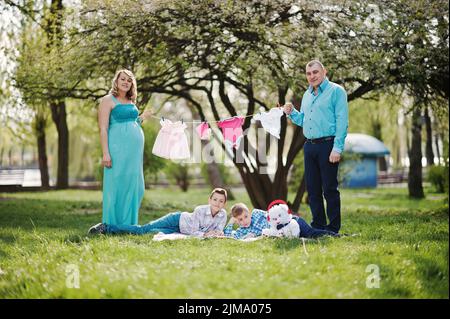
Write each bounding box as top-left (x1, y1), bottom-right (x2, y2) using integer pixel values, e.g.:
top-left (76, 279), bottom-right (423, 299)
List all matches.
top-left (164, 162), bottom-right (191, 192)
top-left (427, 165), bottom-right (448, 193)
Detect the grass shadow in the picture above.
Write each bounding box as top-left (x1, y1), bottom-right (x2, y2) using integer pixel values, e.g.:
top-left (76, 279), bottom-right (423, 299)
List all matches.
top-left (63, 234), bottom-right (91, 245)
top-left (0, 233), bottom-right (17, 244)
top-left (269, 235), bottom-right (337, 252)
top-left (412, 254), bottom-right (449, 298)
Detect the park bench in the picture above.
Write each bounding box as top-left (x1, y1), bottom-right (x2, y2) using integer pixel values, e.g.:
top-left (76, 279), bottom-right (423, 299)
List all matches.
top-left (377, 171), bottom-right (407, 184)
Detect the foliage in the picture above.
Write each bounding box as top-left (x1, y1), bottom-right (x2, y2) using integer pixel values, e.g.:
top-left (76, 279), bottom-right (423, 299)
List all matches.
top-left (164, 162), bottom-right (191, 192)
top-left (13, 3), bottom-right (107, 103)
top-left (200, 162), bottom-right (236, 187)
top-left (73, 0), bottom-right (449, 207)
top-left (379, 0), bottom-right (449, 104)
top-left (2, 0), bottom-right (449, 205)
top-left (67, 100), bottom-right (99, 180)
top-left (427, 165), bottom-right (448, 194)
top-left (288, 149), bottom-right (303, 188)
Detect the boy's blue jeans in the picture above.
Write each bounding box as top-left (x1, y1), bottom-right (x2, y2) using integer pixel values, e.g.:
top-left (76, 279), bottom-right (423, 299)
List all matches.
top-left (292, 216), bottom-right (339, 238)
top-left (106, 212), bottom-right (181, 235)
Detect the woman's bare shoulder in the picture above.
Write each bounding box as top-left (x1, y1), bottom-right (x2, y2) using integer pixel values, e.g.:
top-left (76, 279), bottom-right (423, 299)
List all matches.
top-left (99, 94), bottom-right (115, 108)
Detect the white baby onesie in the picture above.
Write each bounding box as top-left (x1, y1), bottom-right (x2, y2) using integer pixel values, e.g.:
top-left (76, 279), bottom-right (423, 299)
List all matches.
top-left (253, 108), bottom-right (284, 139)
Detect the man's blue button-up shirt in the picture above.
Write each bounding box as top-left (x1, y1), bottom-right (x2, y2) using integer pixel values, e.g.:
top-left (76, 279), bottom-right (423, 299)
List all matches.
top-left (289, 77), bottom-right (349, 153)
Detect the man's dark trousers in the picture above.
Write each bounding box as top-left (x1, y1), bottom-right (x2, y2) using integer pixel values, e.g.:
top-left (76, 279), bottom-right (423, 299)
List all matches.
top-left (304, 138), bottom-right (341, 233)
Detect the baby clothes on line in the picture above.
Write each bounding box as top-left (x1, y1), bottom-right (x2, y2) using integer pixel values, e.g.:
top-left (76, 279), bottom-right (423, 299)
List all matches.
top-left (152, 118), bottom-right (190, 160)
top-left (195, 122), bottom-right (211, 140)
top-left (253, 107), bottom-right (284, 139)
top-left (217, 116), bottom-right (245, 152)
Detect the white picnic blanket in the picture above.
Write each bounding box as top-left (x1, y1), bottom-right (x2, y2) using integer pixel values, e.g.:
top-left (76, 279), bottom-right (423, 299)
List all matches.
top-left (152, 232), bottom-right (264, 242)
top-left (152, 233), bottom-right (196, 241)
top-left (151, 233), bottom-right (311, 255)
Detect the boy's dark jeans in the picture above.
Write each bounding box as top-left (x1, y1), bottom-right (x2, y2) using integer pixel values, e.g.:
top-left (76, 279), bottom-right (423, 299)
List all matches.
top-left (292, 216), bottom-right (339, 238)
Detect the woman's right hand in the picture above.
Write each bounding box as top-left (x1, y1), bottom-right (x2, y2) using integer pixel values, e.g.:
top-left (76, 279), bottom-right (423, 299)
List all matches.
top-left (102, 153), bottom-right (112, 168)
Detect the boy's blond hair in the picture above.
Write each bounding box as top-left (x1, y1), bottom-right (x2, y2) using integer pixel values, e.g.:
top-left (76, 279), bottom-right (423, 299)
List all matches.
top-left (230, 203), bottom-right (249, 217)
top-left (210, 188), bottom-right (228, 202)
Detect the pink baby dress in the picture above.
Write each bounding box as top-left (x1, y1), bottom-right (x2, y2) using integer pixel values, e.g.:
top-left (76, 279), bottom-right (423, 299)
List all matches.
top-left (152, 118), bottom-right (190, 160)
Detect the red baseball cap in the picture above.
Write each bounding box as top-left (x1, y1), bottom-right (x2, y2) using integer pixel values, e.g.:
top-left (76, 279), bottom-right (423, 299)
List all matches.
top-left (267, 199), bottom-right (293, 214)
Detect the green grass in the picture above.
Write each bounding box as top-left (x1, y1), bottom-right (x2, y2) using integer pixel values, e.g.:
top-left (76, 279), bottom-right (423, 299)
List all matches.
top-left (0, 186), bottom-right (448, 298)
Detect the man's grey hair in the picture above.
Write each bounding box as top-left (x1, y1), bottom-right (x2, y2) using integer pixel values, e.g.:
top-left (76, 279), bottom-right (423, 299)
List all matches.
top-left (306, 60), bottom-right (325, 70)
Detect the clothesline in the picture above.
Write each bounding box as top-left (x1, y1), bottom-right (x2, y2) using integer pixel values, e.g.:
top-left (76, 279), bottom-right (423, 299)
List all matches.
top-left (148, 107), bottom-right (284, 124)
top-left (151, 107), bottom-right (285, 160)
top-left (148, 113), bottom-right (254, 124)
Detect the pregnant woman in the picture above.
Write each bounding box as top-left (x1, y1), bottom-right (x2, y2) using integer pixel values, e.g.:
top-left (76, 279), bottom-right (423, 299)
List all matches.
top-left (89, 69), bottom-right (151, 234)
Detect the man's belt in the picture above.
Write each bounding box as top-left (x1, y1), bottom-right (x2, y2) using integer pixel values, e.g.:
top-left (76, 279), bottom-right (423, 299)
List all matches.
top-left (305, 136), bottom-right (335, 144)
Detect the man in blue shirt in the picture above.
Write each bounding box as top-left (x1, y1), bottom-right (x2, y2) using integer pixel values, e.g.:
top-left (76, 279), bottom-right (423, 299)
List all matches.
top-left (283, 60), bottom-right (348, 233)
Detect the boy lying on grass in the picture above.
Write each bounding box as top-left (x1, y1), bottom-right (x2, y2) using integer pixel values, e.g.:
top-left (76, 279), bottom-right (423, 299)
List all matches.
top-left (88, 188), bottom-right (227, 238)
top-left (223, 203), bottom-right (269, 239)
top-left (223, 201), bottom-right (339, 240)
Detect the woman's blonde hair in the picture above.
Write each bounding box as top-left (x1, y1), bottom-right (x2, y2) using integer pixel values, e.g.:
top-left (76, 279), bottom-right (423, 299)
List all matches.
top-left (109, 69), bottom-right (137, 103)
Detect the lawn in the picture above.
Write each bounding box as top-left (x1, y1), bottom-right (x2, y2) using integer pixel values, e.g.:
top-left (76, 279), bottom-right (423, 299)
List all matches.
top-left (0, 186), bottom-right (448, 298)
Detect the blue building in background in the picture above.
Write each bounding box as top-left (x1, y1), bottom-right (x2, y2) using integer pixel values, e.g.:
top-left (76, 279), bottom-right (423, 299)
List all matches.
top-left (341, 133), bottom-right (390, 188)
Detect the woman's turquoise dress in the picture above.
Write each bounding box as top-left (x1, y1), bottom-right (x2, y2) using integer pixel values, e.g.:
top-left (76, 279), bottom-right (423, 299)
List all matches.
top-left (102, 95), bottom-right (145, 225)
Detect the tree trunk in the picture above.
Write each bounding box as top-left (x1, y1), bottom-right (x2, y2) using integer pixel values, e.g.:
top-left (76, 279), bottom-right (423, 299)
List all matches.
top-left (50, 101), bottom-right (69, 189)
top-left (21, 146), bottom-right (25, 166)
top-left (34, 114), bottom-right (50, 189)
top-left (434, 133), bottom-right (441, 165)
top-left (201, 139), bottom-right (235, 200)
top-left (234, 94), bottom-right (305, 209)
top-left (424, 107), bottom-right (435, 166)
top-left (372, 118), bottom-right (387, 171)
top-left (178, 177), bottom-right (189, 192)
top-left (236, 167), bottom-right (276, 209)
top-left (408, 107), bottom-right (424, 198)
top-left (378, 157), bottom-right (388, 172)
top-left (291, 174), bottom-right (306, 214)
top-left (44, 0), bottom-right (68, 188)
top-left (203, 152), bottom-right (223, 186)
top-left (186, 99), bottom-right (235, 200)
top-left (177, 82), bottom-right (310, 210)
